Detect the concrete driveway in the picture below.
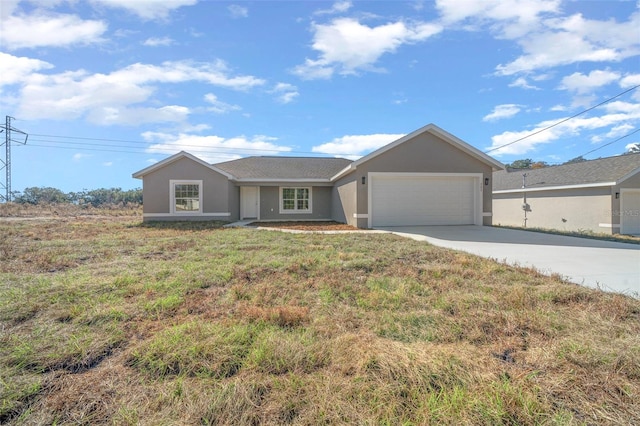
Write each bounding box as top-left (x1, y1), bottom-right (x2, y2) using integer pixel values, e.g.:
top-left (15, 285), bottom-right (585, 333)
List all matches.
top-left (379, 226), bottom-right (640, 296)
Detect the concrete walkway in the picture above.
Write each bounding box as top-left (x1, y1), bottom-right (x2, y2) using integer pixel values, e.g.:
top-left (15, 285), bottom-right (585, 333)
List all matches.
top-left (379, 226), bottom-right (640, 296)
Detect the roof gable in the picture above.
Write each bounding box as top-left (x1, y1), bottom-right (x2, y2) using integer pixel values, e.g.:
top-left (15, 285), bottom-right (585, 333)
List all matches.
top-left (332, 123), bottom-right (504, 180)
top-left (132, 151), bottom-right (234, 179)
top-left (493, 153), bottom-right (640, 192)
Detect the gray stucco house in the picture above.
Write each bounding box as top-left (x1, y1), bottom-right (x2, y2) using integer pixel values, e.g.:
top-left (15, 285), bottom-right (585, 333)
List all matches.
top-left (492, 153), bottom-right (640, 235)
top-left (132, 124), bottom-right (504, 228)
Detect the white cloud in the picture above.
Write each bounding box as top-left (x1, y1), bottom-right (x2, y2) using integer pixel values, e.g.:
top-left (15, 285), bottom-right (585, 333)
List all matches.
top-left (73, 153), bottom-right (91, 161)
top-left (435, 0), bottom-right (640, 76)
top-left (314, 1), bottom-right (352, 16)
top-left (0, 52), bottom-right (53, 87)
top-left (487, 102), bottom-right (640, 155)
top-left (559, 69), bottom-right (620, 94)
top-left (436, 0), bottom-right (560, 38)
top-left (12, 60), bottom-right (264, 124)
top-left (293, 18), bottom-right (442, 79)
top-left (142, 132), bottom-right (292, 163)
top-left (88, 105), bottom-right (191, 126)
top-left (483, 104), bottom-right (522, 122)
top-left (312, 133), bottom-right (404, 159)
top-left (90, 0), bottom-right (197, 21)
top-left (621, 73), bottom-right (640, 88)
top-left (103, 162), bottom-right (113, 167)
top-left (228, 4), bottom-right (248, 18)
top-left (269, 83), bottom-right (299, 104)
top-left (496, 11), bottom-right (640, 75)
top-left (508, 77), bottom-right (539, 90)
top-left (143, 36), bottom-right (175, 47)
top-left (204, 93), bottom-right (241, 113)
top-left (1, 7), bottom-right (107, 50)
top-left (590, 123), bottom-right (634, 144)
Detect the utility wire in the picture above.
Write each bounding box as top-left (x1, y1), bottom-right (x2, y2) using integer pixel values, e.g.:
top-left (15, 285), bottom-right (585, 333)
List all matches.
top-left (485, 84), bottom-right (640, 154)
top-left (27, 135), bottom-right (353, 157)
top-left (579, 128), bottom-right (640, 158)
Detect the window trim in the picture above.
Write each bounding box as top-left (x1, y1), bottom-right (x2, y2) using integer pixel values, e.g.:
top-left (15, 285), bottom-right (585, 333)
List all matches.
top-left (279, 187), bottom-right (312, 214)
top-left (170, 180), bottom-right (203, 215)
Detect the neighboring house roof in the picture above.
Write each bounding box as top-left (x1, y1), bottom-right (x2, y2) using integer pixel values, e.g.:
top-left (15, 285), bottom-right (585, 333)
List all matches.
top-left (333, 123), bottom-right (505, 180)
top-left (493, 153), bottom-right (640, 193)
top-left (132, 151), bottom-right (233, 179)
top-left (215, 156), bottom-right (353, 181)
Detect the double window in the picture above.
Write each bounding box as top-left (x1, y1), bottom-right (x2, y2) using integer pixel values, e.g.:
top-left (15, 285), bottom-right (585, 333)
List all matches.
top-left (171, 180), bottom-right (202, 214)
top-left (280, 187), bottom-right (311, 214)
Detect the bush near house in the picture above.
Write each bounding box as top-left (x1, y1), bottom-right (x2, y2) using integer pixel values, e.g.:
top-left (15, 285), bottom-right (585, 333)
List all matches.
top-left (1, 215), bottom-right (639, 425)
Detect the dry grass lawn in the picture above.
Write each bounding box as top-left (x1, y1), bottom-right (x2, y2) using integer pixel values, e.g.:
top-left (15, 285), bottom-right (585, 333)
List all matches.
top-left (1, 209), bottom-right (639, 425)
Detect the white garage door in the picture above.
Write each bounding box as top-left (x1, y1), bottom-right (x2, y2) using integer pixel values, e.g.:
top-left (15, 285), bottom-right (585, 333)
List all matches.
top-left (370, 174), bottom-right (479, 227)
top-left (621, 190), bottom-right (640, 235)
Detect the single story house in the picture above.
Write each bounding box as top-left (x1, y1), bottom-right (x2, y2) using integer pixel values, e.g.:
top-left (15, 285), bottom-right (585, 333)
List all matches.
top-left (492, 153), bottom-right (640, 235)
top-left (132, 123), bottom-right (504, 228)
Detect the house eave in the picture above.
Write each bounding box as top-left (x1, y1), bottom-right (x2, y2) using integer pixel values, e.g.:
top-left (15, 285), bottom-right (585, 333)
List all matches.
top-left (132, 151), bottom-right (235, 180)
top-left (493, 181), bottom-right (616, 194)
top-left (233, 178), bottom-right (333, 185)
top-left (331, 124), bottom-right (504, 181)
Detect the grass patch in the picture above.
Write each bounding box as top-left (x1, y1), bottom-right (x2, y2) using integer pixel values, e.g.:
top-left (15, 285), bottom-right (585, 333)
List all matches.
top-left (1, 215), bottom-right (639, 424)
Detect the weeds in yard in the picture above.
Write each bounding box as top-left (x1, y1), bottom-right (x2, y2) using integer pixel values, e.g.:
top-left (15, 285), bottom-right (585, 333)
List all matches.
top-left (1, 216), bottom-right (639, 424)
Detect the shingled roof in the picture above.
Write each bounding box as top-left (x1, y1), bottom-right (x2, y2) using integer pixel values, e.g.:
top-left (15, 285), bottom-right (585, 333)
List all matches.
top-left (214, 156), bottom-right (353, 180)
top-left (493, 153), bottom-right (640, 192)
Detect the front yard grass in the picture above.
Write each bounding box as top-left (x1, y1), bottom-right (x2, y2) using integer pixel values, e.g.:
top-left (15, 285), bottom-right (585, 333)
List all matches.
top-left (1, 217), bottom-right (639, 425)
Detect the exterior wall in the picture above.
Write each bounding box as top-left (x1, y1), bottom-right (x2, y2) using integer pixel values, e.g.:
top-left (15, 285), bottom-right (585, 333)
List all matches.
top-left (350, 132), bottom-right (494, 227)
top-left (493, 187), bottom-right (612, 233)
top-left (228, 181), bottom-right (240, 221)
top-left (258, 186), bottom-right (333, 221)
top-left (332, 177), bottom-right (358, 226)
top-left (615, 171), bottom-right (640, 234)
top-left (141, 156), bottom-right (231, 221)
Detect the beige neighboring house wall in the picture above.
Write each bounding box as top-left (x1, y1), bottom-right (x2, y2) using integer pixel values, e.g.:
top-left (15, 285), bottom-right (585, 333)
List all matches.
top-left (493, 187), bottom-right (612, 233)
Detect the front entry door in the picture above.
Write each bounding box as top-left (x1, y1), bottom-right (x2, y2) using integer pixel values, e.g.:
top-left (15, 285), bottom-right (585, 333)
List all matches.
top-left (241, 186), bottom-right (259, 219)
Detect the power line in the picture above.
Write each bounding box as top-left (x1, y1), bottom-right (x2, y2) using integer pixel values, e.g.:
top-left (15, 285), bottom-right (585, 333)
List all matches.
top-left (580, 128), bottom-right (640, 158)
top-left (24, 136), bottom-right (354, 157)
top-left (485, 84), bottom-right (640, 154)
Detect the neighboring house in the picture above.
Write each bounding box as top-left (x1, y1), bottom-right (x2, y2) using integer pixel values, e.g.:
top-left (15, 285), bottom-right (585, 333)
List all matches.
top-left (492, 153), bottom-right (640, 235)
top-left (132, 123), bottom-right (504, 228)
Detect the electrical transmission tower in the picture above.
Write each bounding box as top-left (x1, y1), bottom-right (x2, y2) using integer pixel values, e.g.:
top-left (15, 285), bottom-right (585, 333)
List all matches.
top-left (0, 116), bottom-right (29, 203)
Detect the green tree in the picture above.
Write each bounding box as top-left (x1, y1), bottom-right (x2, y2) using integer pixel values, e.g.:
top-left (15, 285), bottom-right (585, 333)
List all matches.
top-left (563, 156), bottom-right (587, 165)
top-left (507, 159), bottom-right (533, 169)
top-left (14, 187), bottom-right (70, 204)
top-left (625, 143), bottom-right (640, 154)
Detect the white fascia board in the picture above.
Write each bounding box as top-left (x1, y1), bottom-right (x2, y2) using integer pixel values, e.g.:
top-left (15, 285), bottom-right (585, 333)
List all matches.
top-left (616, 167), bottom-right (640, 186)
top-left (331, 163), bottom-right (357, 181)
top-left (331, 124), bottom-right (504, 182)
top-left (132, 151), bottom-right (235, 180)
top-left (234, 178), bottom-right (332, 184)
top-left (493, 181), bottom-right (615, 194)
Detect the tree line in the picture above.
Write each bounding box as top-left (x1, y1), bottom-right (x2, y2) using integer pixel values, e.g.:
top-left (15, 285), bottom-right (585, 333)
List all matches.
top-left (12, 187), bottom-right (142, 206)
top-left (506, 144), bottom-right (640, 170)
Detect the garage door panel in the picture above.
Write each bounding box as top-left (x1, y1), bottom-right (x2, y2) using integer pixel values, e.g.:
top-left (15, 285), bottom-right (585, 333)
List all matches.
top-left (371, 175), bottom-right (477, 226)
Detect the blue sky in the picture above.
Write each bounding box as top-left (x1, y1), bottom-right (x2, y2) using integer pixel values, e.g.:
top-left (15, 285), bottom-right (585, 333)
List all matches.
top-left (1, 0), bottom-right (639, 193)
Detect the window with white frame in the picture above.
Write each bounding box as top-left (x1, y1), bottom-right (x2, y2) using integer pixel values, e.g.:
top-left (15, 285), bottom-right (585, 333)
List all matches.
top-left (280, 187), bottom-right (311, 213)
top-left (171, 180), bottom-right (202, 214)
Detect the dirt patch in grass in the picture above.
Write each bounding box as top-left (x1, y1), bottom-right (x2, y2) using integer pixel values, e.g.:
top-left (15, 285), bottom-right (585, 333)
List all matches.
top-left (250, 221), bottom-right (360, 231)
